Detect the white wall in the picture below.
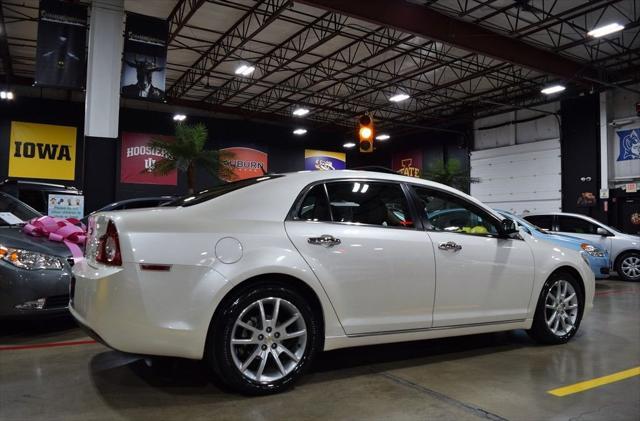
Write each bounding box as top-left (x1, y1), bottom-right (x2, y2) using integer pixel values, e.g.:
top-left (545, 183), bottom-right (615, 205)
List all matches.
top-left (471, 102), bottom-right (562, 215)
top-left (606, 84), bottom-right (640, 183)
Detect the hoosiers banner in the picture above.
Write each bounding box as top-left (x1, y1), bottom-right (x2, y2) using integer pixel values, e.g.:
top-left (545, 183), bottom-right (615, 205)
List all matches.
top-left (219, 147), bottom-right (268, 182)
top-left (9, 121), bottom-right (77, 180)
top-left (304, 150), bottom-right (346, 171)
top-left (121, 13), bottom-right (169, 101)
top-left (35, 0), bottom-right (87, 89)
top-left (120, 132), bottom-right (177, 185)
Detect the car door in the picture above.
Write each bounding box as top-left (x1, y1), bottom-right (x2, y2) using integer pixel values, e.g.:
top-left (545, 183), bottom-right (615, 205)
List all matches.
top-left (556, 215), bottom-right (612, 258)
top-left (410, 186), bottom-right (535, 327)
top-left (285, 180), bottom-right (437, 335)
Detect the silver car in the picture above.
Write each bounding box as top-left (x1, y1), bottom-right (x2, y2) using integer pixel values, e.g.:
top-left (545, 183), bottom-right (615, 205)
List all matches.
top-left (0, 192), bottom-right (74, 317)
top-left (524, 212), bottom-right (640, 281)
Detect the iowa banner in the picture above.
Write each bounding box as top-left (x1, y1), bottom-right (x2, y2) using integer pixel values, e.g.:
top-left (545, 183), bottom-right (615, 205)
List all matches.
top-left (35, 0), bottom-right (87, 89)
top-left (392, 150), bottom-right (423, 178)
top-left (9, 121), bottom-right (77, 180)
top-left (121, 13), bottom-right (169, 101)
top-left (304, 150), bottom-right (346, 171)
top-left (120, 132), bottom-right (177, 185)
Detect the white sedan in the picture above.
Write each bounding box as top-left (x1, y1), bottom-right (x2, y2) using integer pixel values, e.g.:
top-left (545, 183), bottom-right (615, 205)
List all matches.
top-left (71, 170), bottom-right (594, 394)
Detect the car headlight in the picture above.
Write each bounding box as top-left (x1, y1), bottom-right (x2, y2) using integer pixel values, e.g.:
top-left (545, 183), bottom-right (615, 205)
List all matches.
top-left (0, 245), bottom-right (64, 270)
top-left (580, 243), bottom-right (605, 257)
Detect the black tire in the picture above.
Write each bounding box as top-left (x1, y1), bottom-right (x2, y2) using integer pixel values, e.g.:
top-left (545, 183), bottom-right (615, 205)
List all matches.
top-left (527, 271), bottom-right (584, 345)
top-left (615, 251), bottom-right (640, 282)
top-left (206, 283), bottom-right (322, 395)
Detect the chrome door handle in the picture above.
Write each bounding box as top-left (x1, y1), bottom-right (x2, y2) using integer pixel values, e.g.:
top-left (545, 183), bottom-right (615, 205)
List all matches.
top-left (438, 241), bottom-right (462, 251)
top-left (308, 235), bottom-right (341, 247)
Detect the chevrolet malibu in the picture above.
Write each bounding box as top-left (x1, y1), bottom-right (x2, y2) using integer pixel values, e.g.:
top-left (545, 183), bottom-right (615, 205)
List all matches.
top-left (71, 171), bottom-right (595, 395)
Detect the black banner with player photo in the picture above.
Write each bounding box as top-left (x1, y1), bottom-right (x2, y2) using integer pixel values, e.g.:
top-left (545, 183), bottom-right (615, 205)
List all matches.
top-left (35, 0), bottom-right (88, 89)
top-left (121, 13), bottom-right (169, 101)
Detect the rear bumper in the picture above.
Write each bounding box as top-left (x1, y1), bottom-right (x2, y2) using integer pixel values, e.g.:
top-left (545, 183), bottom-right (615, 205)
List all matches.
top-left (70, 259), bottom-right (230, 360)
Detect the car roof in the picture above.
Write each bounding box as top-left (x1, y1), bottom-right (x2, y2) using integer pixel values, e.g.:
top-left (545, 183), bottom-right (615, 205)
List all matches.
top-left (525, 212), bottom-right (599, 219)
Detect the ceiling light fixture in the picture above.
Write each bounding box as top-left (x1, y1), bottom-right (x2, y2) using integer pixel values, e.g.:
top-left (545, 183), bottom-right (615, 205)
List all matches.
top-left (293, 128), bottom-right (307, 135)
top-left (376, 134), bottom-right (390, 141)
top-left (343, 142), bottom-right (356, 148)
top-left (235, 64), bottom-right (255, 76)
top-left (173, 114), bottom-right (187, 121)
top-left (588, 23), bottom-right (624, 38)
top-left (292, 107), bottom-right (310, 117)
top-left (389, 93), bottom-right (410, 102)
top-left (541, 85), bottom-right (566, 95)
top-left (0, 90), bottom-right (14, 100)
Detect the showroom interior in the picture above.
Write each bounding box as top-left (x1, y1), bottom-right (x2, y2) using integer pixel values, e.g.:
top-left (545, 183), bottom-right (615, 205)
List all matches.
top-left (0, 0), bottom-right (639, 419)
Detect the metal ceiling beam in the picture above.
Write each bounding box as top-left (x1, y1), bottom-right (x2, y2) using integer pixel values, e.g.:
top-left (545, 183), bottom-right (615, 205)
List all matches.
top-left (0, 3), bottom-right (14, 81)
top-left (167, 0), bottom-right (292, 99)
top-left (167, 0), bottom-right (207, 44)
top-left (295, 0), bottom-right (600, 83)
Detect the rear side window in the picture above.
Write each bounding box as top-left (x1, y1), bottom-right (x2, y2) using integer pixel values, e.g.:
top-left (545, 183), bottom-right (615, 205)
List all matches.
top-left (524, 215), bottom-right (554, 231)
top-left (557, 216), bottom-right (599, 234)
top-left (325, 181), bottom-right (413, 228)
top-left (297, 184), bottom-right (331, 222)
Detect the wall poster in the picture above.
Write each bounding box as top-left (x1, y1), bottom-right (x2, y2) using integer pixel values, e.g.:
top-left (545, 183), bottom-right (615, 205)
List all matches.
top-left (304, 150), bottom-right (346, 171)
top-left (9, 121), bottom-right (77, 181)
top-left (120, 132), bottom-right (177, 185)
top-left (121, 13), bottom-right (168, 100)
top-left (35, 0), bottom-right (88, 89)
top-left (219, 147), bottom-right (268, 182)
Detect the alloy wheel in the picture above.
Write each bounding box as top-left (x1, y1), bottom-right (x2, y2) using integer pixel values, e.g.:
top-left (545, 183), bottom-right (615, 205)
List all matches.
top-left (620, 256), bottom-right (640, 280)
top-left (230, 297), bottom-right (307, 383)
top-left (544, 279), bottom-right (579, 336)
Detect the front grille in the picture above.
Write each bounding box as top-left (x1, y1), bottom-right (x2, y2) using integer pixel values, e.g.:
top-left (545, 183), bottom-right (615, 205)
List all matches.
top-left (44, 295), bottom-right (70, 309)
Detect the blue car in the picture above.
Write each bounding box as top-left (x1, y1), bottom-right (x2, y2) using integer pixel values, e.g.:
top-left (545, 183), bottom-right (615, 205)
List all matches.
top-left (497, 210), bottom-right (610, 279)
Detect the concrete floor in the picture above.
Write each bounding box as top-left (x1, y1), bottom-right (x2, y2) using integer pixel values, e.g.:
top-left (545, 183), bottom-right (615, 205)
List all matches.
top-left (1, 279), bottom-right (639, 421)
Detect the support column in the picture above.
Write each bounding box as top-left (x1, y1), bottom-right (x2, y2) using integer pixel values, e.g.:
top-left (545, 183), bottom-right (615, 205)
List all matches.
top-left (599, 91), bottom-right (609, 192)
top-left (83, 0), bottom-right (124, 213)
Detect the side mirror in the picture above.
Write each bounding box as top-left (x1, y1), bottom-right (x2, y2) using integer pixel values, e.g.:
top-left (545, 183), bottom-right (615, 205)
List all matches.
top-left (500, 218), bottom-right (518, 236)
top-left (596, 227), bottom-right (610, 236)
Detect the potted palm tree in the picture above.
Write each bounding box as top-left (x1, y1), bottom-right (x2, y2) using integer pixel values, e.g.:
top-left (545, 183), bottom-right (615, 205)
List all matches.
top-left (147, 123), bottom-right (235, 194)
top-left (422, 158), bottom-right (479, 192)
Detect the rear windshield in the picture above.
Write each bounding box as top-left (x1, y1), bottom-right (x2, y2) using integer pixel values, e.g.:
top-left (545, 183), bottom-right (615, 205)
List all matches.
top-left (165, 175), bottom-right (283, 207)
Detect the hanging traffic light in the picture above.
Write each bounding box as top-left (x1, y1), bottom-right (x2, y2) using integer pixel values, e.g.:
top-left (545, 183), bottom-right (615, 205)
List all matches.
top-left (358, 114), bottom-right (374, 153)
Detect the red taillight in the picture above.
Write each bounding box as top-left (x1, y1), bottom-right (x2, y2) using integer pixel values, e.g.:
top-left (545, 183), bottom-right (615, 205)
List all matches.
top-left (96, 220), bottom-right (122, 266)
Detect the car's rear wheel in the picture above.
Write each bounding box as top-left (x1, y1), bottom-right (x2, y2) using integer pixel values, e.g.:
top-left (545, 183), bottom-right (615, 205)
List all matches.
top-left (207, 283), bottom-right (321, 395)
top-left (528, 271), bottom-right (584, 344)
top-left (616, 252), bottom-right (640, 282)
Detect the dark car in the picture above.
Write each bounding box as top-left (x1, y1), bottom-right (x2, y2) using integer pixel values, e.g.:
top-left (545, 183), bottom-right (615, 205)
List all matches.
top-left (0, 179), bottom-right (82, 214)
top-left (0, 192), bottom-right (74, 317)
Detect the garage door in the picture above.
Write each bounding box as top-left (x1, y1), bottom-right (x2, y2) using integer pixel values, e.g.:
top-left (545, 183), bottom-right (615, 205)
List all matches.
top-left (470, 139), bottom-right (561, 215)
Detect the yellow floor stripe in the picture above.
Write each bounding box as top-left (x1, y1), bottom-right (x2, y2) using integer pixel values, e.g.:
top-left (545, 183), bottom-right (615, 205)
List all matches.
top-left (548, 366), bottom-right (640, 397)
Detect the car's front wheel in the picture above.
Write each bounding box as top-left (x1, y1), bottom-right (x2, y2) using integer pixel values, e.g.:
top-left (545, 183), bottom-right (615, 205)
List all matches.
top-left (528, 271), bottom-right (584, 344)
top-left (616, 252), bottom-right (640, 282)
top-left (207, 283), bottom-right (321, 395)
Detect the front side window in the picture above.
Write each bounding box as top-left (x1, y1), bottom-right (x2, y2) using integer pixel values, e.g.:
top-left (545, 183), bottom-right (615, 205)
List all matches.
top-left (557, 216), bottom-right (599, 234)
top-left (412, 186), bottom-right (499, 236)
top-left (324, 181), bottom-right (413, 228)
top-left (524, 215), bottom-right (553, 230)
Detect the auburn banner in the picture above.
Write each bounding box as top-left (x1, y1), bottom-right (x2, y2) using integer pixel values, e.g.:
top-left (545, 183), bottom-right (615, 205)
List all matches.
top-left (120, 132), bottom-right (177, 185)
top-left (35, 0), bottom-right (88, 89)
top-left (121, 13), bottom-right (169, 101)
top-left (219, 147), bottom-right (268, 182)
top-left (304, 150), bottom-right (346, 171)
top-left (9, 121), bottom-right (77, 180)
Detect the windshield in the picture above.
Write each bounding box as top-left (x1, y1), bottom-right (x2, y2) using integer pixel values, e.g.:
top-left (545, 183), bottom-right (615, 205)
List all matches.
top-left (165, 175), bottom-right (283, 207)
top-left (0, 192), bottom-right (41, 225)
